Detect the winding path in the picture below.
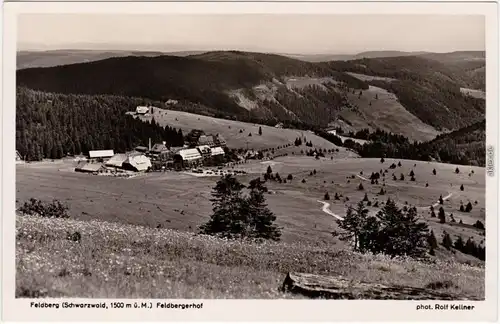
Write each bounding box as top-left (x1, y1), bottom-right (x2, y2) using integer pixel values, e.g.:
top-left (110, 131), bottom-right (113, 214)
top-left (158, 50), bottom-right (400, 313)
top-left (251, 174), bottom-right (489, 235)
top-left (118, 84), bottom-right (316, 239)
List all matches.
top-left (317, 200), bottom-right (344, 220)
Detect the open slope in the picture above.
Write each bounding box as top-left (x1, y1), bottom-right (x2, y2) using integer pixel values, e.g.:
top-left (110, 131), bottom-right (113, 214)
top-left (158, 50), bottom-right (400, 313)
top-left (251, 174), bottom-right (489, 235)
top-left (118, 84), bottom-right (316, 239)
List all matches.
top-left (337, 85), bottom-right (441, 142)
top-left (137, 108), bottom-right (353, 152)
top-left (16, 156), bottom-right (485, 249)
top-left (16, 213), bottom-right (484, 299)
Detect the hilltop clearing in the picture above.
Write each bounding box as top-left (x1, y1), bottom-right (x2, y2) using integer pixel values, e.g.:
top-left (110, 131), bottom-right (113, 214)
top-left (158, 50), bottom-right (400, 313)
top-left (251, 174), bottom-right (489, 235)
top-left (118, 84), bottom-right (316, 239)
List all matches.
top-left (460, 88), bottom-right (486, 100)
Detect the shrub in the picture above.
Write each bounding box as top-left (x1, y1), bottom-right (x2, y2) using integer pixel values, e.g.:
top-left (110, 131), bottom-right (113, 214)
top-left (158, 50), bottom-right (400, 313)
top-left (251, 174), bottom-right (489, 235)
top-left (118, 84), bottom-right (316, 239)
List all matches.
top-left (18, 198), bottom-right (70, 219)
top-left (335, 199), bottom-right (429, 258)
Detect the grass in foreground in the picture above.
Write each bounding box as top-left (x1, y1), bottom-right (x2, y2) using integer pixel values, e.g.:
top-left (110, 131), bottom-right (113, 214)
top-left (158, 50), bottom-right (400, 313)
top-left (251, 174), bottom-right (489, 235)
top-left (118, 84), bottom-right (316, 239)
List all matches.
top-left (16, 215), bottom-right (484, 299)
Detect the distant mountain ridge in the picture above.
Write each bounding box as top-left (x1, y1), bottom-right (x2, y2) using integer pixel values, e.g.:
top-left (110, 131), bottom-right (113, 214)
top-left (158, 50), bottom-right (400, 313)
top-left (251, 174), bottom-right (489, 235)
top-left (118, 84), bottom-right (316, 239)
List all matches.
top-left (17, 48), bottom-right (485, 69)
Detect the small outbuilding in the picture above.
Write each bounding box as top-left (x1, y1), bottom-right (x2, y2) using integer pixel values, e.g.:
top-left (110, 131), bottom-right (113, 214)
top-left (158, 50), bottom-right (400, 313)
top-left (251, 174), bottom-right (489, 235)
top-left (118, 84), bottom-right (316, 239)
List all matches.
top-left (75, 162), bottom-right (105, 174)
top-left (136, 106), bottom-right (150, 115)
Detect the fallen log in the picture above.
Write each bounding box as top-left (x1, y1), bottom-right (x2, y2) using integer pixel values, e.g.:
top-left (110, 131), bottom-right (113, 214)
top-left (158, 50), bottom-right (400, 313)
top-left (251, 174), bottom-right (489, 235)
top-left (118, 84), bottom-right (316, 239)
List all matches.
top-left (282, 272), bottom-right (475, 300)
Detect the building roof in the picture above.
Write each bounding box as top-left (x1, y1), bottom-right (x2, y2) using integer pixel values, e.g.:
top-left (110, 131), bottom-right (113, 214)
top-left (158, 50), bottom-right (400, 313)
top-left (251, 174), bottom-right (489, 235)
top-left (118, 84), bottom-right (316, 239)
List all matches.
top-left (124, 154), bottom-right (152, 172)
top-left (211, 147), bottom-right (225, 156)
top-left (198, 135), bottom-right (214, 146)
top-left (177, 148), bottom-right (202, 161)
top-left (89, 150), bottom-right (114, 158)
top-left (75, 162), bottom-right (104, 172)
top-left (197, 145), bottom-right (211, 154)
top-left (215, 134), bottom-right (227, 145)
top-left (105, 154), bottom-right (128, 167)
top-left (150, 143), bottom-right (169, 153)
top-left (136, 106), bottom-right (149, 113)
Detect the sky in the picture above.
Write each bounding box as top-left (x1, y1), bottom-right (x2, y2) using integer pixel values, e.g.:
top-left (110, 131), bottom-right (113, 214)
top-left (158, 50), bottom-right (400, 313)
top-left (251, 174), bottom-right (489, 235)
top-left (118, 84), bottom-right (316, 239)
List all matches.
top-left (17, 14), bottom-right (485, 54)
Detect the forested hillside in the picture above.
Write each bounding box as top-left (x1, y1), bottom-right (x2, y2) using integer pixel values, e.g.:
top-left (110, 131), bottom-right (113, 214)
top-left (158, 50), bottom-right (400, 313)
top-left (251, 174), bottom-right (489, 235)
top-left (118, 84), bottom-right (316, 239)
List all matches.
top-left (337, 119), bottom-right (486, 166)
top-left (16, 87), bottom-right (184, 161)
top-left (16, 51), bottom-right (485, 135)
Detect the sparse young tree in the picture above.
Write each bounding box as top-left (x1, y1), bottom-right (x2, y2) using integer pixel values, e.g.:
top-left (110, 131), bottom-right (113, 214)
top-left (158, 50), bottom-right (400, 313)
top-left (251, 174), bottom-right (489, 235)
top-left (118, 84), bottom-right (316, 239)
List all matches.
top-left (324, 192), bottom-right (330, 201)
top-left (400, 173), bottom-right (405, 181)
top-left (465, 202), bottom-right (473, 212)
top-left (379, 188), bottom-right (385, 195)
top-left (334, 192), bottom-right (340, 200)
top-left (358, 183), bottom-right (365, 191)
top-left (267, 165), bottom-right (273, 175)
top-left (438, 207), bottom-right (446, 223)
top-left (460, 184), bottom-right (464, 191)
top-left (398, 161), bottom-right (402, 167)
top-left (454, 235), bottom-right (465, 251)
top-left (409, 170), bottom-right (415, 177)
top-left (302, 179), bottom-right (306, 183)
top-left (473, 220), bottom-right (485, 230)
top-left (455, 167), bottom-right (460, 174)
top-left (428, 230), bottom-right (438, 253)
top-left (258, 127), bottom-right (262, 136)
top-left (441, 231), bottom-right (453, 250)
top-left (287, 174), bottom-right (293, 181)
top-left (380, 157), bottom-right (385, 163)
top-left (433, 168), bottom-right (437, 175)
top-left (439, 195), bottom-right (444, 205)
top-left (363, 193), bottom-right (369, 202)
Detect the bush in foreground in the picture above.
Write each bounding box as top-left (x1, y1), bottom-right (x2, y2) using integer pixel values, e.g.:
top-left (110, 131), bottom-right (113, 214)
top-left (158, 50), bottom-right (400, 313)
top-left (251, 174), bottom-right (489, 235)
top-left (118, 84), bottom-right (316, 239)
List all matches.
top-left (18, 198), bottom-right (70, 219)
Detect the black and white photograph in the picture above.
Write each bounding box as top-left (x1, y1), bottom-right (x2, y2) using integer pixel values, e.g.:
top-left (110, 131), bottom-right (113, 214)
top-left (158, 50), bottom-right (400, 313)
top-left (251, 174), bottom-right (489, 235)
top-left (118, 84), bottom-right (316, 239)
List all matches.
top-left (1, 1), bottom-right (499, 322)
